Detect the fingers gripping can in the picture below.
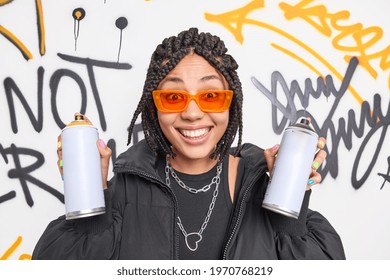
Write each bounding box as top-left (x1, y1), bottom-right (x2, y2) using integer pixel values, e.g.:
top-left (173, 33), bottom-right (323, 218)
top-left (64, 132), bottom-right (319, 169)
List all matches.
top-left (62, 115), bottom-right (105, 219)
top-left (262, 118), bottom-right (318, 219)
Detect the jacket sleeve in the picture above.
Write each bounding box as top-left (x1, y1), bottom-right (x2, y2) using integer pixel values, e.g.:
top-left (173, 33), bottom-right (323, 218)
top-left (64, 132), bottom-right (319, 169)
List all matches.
top-left (268, 189), bottom-right (346, 260)
top-left (32, 177), bottom-right (124, 260)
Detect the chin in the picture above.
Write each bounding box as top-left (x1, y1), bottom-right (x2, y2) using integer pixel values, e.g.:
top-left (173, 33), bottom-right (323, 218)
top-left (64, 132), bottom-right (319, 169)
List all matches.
top-left (176, 146), bottom-right (215, 160)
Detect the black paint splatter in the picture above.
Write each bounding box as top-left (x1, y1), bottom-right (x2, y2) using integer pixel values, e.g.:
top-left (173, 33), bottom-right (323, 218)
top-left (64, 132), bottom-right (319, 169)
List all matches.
top-left (115, 17), bottom-right (128, 63)
top-left (378, 157), bottom-right (390, 190)
top-left (72, 8), bottom-right (86, 51)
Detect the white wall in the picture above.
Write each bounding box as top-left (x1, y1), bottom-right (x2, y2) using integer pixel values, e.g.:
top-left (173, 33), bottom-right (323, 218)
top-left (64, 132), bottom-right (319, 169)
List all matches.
top-left (1, 0), bottom-right (389, 260)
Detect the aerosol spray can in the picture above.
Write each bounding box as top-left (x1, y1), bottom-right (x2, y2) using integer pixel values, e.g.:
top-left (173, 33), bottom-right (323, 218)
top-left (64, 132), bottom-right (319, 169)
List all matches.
top-left (262, 118), bottom-right (318, 219)
top-left (62, 115), bottom-right (105, 219)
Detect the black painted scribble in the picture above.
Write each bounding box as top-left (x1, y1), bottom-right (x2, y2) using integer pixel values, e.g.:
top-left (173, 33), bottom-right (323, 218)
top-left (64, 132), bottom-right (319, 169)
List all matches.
top-left (0, 144), bottom-right (64, 207)
top-left (351, 97), bottom-right (388, 189)
top-left (252, 57), bottom-right (390, 190)
top-left (115, 17), bottom-right (128, 63)
top-left (72, 8), bottom-right (86, 51)
top-left (0, 190), bottom-right (16, 204)
top-left (378, 157), bottom-right (390, 190)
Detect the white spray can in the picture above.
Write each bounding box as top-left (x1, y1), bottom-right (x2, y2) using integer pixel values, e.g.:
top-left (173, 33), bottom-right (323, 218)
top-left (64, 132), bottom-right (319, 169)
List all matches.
top-left (62, 115), bottom-right (105, 219)
top-left (262, 118), bottom-right (318, 219)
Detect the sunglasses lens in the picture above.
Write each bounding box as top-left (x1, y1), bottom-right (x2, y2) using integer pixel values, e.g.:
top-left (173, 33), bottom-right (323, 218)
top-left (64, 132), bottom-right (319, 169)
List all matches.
top-left (198, 91), bottom-right (227, 111)
top-left (160, 91), bottom-right (188, 111)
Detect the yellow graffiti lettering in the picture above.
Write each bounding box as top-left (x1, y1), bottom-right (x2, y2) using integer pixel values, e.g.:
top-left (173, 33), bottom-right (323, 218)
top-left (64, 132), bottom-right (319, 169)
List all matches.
top-left (36, 0), bottom-right (46, 56)
top-left (0, 236), bottom-right (32, 260)
top-left (0, 0), bottom-right (13, 6)
top-left (0, 25), bottom-right (33, 60)
top-left (279, 0), bottom-right (389, 88)
top-left (279, 0), bottom-right (333, 36)
top-left (332, 22), bottom-right (384, 79)
top-left (0, 0), bottom-right (46, 59)
top-left (205, 0), bottom-right (265, 44)
top-left (205, 0), bottom-right (364, 104)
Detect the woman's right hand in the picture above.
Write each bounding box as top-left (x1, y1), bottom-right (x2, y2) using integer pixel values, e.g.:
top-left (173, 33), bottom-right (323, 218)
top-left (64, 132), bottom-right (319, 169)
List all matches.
top-left (96, 138), bottom-right (112, 189)
top-left (57, 113), bottom-right (112, 189)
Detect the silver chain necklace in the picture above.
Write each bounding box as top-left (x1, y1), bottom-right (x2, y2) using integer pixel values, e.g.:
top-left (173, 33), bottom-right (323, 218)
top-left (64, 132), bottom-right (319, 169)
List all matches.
top-left (165, 160), bottom-right (222, 252)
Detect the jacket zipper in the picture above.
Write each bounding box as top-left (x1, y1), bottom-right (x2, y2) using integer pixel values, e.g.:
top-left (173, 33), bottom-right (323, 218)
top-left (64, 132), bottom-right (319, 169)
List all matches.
top-left (117, 167), bottom-right (180, 260)
top-left (222, 176), bottom-right (258, 260)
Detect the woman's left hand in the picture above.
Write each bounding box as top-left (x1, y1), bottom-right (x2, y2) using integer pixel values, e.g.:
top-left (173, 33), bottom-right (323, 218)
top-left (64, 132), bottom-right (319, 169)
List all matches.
top-left (264, 137), bottom-right (327, 190)
top-left (306, 137), bottom-right (327, 190)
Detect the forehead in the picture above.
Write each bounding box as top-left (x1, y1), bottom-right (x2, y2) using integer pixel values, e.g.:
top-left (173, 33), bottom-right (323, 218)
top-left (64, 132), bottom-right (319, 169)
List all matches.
top-left (159, 53), bottom-right (228, 88)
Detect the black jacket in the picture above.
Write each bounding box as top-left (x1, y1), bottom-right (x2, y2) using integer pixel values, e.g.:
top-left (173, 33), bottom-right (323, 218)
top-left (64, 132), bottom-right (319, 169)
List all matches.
top-left (32, 140), bottom-right (345, 259)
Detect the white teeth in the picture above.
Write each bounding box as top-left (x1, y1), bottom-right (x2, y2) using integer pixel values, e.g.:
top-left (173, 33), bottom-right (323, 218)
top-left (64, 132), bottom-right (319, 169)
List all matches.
top-left (180, 128), bottom-right (209, 138)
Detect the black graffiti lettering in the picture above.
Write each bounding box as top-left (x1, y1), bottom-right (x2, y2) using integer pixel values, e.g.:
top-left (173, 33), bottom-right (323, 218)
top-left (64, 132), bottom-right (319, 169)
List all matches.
top-left (0, 190), bottom-right (17, 204)
top-left (1, 53), bottom-right (132, 205)
top-left (50, 68), bottom-right (87, 129)
top-left (252, 57), bottom-right (390, 189)
top-left (2, 54), bottom-right (132, 133)
top-left (57, 53), bottom-right (132, 131)
top-left (4, 66), bottom-right (44, 133)
top-left (312, 58), bottom-right (360, 180)
top-left (0, 144), bottom-right (17, 204)
top-left (0, 143), bottom-right (64, 207)
top-left (251, 67), bottom-right (341, 134)
top-left (350, 94), bottom-right (389, 189)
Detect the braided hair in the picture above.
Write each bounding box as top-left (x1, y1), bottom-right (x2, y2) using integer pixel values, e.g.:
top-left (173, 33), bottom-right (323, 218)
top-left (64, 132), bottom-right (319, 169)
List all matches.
top-left (127, 27), bottom-right (243, 161)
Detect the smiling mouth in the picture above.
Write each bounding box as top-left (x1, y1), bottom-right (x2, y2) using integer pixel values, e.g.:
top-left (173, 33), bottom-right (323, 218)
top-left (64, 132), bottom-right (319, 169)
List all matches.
top-left (179, 128), bottom-right (210, 139)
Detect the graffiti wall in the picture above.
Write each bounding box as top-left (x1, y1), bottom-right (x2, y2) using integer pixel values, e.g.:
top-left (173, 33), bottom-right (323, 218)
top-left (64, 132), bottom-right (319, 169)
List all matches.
top-left (0, 0), bottom-right (389, 260)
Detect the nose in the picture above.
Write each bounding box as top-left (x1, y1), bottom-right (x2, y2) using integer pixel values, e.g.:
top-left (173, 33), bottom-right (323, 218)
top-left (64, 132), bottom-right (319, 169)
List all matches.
top-left (181, 100), bottom-right (204, 120)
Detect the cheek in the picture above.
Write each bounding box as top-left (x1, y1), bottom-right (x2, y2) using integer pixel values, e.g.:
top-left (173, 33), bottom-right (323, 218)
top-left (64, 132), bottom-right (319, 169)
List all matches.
top-left (157, 112), bottom-right (178, 136)
top-left (211, 111), bottom-right (229, 133)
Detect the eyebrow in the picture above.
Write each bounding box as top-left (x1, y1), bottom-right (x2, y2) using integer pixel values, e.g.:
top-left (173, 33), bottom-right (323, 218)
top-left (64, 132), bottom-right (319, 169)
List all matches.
top-left (200, 75), bottom-right (223, 82)
top-left (162, 77), bottom-right (183, 84)
top-left (161, 75), bottom-right (223, 85)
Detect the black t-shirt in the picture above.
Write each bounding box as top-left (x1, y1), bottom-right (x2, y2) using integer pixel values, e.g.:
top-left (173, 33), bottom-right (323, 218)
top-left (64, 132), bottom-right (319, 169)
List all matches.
top-left (163, 156), bottom-right (241, 259)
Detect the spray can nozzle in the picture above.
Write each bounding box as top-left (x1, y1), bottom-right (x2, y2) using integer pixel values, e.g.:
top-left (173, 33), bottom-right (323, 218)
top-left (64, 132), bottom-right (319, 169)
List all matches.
top-left (75, 115), bottom-right (84, 121)
top-left (299, 118), bottom-right (310, 125)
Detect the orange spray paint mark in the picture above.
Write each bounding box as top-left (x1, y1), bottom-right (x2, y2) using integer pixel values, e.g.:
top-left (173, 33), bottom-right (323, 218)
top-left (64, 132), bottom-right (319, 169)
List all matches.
top-left (279, 0), bottom-right (389, 90)
top-left (35, 0), bottom-right (46, 55)
top-left (0, 0), bottom-right (46, 59)
top-left (0, 236), bottom-right (32, 260)
top-left (0, 25), bottom-right (33, 60)
top-left (0, 0), bottom-right (13, 6)
top-left (204, 0), bottom-right (366, 104)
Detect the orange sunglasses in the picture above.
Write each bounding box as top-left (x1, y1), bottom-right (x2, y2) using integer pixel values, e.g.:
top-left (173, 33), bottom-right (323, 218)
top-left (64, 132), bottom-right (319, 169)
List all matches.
top-left (152, 89), bottom-right (233, 113)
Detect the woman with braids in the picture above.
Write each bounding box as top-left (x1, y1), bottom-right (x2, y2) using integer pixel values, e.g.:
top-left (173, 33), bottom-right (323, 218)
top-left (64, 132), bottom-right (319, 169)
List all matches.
top-left (32, 28), bottom-right (345, 260)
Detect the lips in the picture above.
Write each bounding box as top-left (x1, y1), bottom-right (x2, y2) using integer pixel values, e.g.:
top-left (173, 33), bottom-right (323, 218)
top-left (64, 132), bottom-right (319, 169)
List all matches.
top-left (179, 127), bottom-right (210, 139)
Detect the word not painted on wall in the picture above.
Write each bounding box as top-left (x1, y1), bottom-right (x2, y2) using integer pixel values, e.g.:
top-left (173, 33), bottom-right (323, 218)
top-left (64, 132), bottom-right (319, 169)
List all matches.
top-left (1, 53), bottom-right (132, 207)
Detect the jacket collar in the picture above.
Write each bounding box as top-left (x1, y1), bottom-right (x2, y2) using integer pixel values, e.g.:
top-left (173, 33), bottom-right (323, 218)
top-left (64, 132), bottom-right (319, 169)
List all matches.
top-left (113, 139), bottom-right (268, 182)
